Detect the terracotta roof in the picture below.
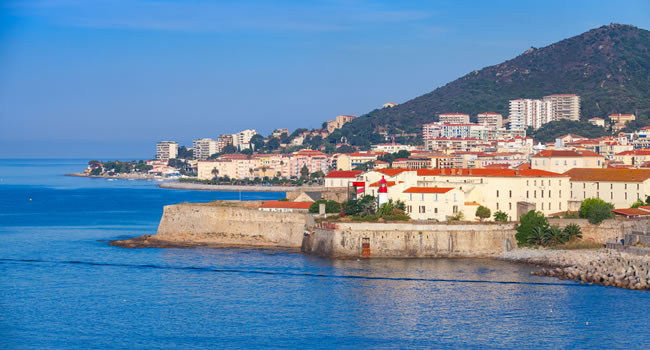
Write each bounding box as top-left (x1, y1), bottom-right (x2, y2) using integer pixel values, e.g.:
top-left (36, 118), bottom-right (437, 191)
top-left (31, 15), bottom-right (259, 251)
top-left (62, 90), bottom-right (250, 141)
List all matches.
top-left (637, 206), bottom-right (650, 211)
top-left (403, 187), bottom-right (454, 194)
top-left (416, 168), bottom-right (565, 177)
top-left (464, 201), bottom-right (481, 206)
top-left (615, 149), bottom-right (650, 156)
top-left (612, 208), bottom-right (650, 216)
top-left (564, 168), bottom-right (650, 182)
top-left (369, 180), bottom-right (397, 187)
top-left (376, 168), bottom-right (415, 176)
top-left (259, 201), bottom-right (312, 209)
top-left (325, 170), bottom-right (362, 178)
top-left (533, 150), bottom-right (603, 158)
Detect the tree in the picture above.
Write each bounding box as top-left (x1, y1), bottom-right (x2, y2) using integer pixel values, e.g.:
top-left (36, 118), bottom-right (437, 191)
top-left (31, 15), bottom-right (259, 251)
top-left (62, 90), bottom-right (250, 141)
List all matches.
top-left (475, 206), bottom-right (491, 221)
top-left (90, 167), bottom-right (102, 176)
top-left (300, 165), bottom-right (310, 178)
top-left (177, 146), bottom-right (193, 159)
top-left (211, 167), bottom-right (218, 179)
top-left (631, 199), bottom-right (645, 208)
top-left (579, 198), bottom-right (614, 224)
top-left (515, 210), bottom-right (549, 247)
top-left (493, 210), bottom-right (508, 222)
top-left (309, 200), bottom-right (341, 214)
top-left (221, 144), bottom-right (237, 154)
top-left (563, 223), bottom-right (583, 241)
top-left (335, 145), bottom-right (356, 154)
top-left (250, 134), bottom-right (265, 151)
top-left (266, 137), bottom-right (281, 150)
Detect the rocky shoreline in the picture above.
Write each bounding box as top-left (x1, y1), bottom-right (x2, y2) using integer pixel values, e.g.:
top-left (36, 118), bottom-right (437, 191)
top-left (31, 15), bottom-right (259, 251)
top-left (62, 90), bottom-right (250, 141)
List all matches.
top-left (501, 248), bottom-right (650, 290)
top-left (109, 234), bottom-right (300, 252)
top-left (66, 172), bottom-right (157, 180)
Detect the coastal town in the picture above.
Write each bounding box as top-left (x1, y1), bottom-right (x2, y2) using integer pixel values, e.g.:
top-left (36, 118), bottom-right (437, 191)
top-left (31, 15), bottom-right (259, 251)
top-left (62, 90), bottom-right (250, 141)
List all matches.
top-left (87, 93), bottom-right (650, 223)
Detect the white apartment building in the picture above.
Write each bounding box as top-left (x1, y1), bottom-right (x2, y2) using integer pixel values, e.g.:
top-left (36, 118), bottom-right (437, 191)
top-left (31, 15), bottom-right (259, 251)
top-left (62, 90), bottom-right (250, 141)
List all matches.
top-left (543, 94), bottom-right (580, 121)
top-left (509, 99), bottom-right (554, 130)
top-left (193, 138), bottom-right (219, 160)
top-left (232, 129), bottom-right (257, 150)
top-left (156, 141), bottom-right (178, 160)
top-left (439, 113), bottom-right (470, 124)
top-left (477, 113), bottom-right (503, 128)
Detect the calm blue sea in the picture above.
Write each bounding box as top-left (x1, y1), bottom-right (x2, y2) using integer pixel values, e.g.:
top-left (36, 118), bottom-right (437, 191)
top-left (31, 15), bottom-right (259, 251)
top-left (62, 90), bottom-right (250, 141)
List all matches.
top-left (1, 159), bottom-right (648, 349)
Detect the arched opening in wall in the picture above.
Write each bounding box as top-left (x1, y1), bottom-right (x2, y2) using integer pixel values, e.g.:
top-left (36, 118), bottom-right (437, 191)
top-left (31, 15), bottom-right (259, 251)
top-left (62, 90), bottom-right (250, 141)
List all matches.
top-left (362, 237), bottom-right (370, 257)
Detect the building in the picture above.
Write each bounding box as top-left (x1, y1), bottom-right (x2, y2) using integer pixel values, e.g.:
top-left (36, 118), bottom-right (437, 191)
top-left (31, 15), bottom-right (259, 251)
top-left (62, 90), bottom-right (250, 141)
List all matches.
top-left (439, 113), bottom-right (470, 124)
top-left (531, 150), bottom-right (604, 173)
top-left (356, 168), bottom-right (570, 221)
top-left (156, 141), bottom-right (178, 160)
top-left (289, 150), bottom-right (329, 177)
top-left (334, 152), bottom-right (385, 171)
top-left (383, 102), bottom-right (398, 108)
top-left (326, 115), bottom-right (357, 133)
top-left (588, 118), bottom-right (605, 127)
top-left (565, 168), bottom-right (650, 208)
top-left (543, 94), bottom-right (580, 121)
top-left (477, 113), bottom-right (503, 128)
top-left (232, 129), bottom-right (257, 150)
top-left (192, 138), bottom-right (219, 160)
top-left (371, 143), bottom-right (414, 153)
top-left (217, 134), bottom-right (234, 152)
top-left (609, 114), bottom-right (636, 132)
top-left (325, 170), bottom-right (363, 188)
top-left (271, 129), bottom-right (289, 138)
top-left (509, 99), bottom-right (554, 130)
top-left (613, 149), bottom-right (650, 167)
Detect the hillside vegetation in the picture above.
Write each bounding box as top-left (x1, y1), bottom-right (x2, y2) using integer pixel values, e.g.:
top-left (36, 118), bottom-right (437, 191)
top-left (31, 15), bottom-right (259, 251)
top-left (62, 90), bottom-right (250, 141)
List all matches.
top-left (335, 24), bottom-right (650, 145)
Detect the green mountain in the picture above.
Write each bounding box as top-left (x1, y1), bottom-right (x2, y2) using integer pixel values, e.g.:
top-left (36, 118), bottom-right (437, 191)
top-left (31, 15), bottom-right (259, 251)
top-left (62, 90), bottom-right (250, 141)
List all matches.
top-left (336, 24), bottom-right (650, 145)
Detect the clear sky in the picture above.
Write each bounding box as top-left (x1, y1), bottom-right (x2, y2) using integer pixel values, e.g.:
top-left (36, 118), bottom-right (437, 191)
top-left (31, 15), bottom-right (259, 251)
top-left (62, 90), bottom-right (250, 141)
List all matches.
top-left (1, 0), bottom-right (649, 159)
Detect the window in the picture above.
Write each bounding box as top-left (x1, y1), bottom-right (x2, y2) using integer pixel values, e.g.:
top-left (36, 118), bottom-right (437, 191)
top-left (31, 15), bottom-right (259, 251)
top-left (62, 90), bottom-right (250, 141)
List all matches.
top-left (583, 183), bottom-right (586, 189)
top-left (549, 203), bottom-right (552, 210)
top-left (534, 180), bottom-right (537, 186)
top-left (496, 190), bottom-right (499, 198)
top-left (611, 192), bottom-right (613, 200)
top-left (564, 160), bottom-right (567, 166)
top-left (610, 184), bottom-right (613, 190)
top-left (541, 190), bottom-right (544, 198)
top-left (509, 190), bottom-right (512, 198)
top-left (527, 180), bottom-right (529, 186)
top-left (555, 160), bottom-right (559, 165)
top-left (496, 203), bottom-right (499, 210)
top-left (625, 192), bottom-right (628, 200)
top-left (453, 205), bottom-right (458, 213)
top-left (625, 184), bottom-right (627, 190)
top-left (637, 184), bottom-right (640, 190)
top-left (573, 160), bottom-right (577, 166)
top-left (409, 193), bottom-right (412, 201)
top-left (419, 206), bottom-right (426, 213)
top-left (434, 194), bottom-right (439, 201)
top-left (434, 208), bottom-right (438, 213)
top-left (597, 192), bottom-right (600, 198)
top-left (541, 180), bottom-right (544, 186)
top-left (509, 202), bottom-right (512, 210)
top-left (549, 190), bottom-right (551, 198)
top-left (559, 202), bottom-right (562, 210)
top-left (534, 190), bottom-right (537, 198)
top-left (453, 193), bottom-right (457, 201)
top-left (407, 205), bottom-right (412, 213)
top-left (421, 193), bottom-right (424, 201)
top-left (559, 190), bottom-right (562, 198)
top-left (597, 182), bottom-right (599, 190)
top-left (542, 203), bottom-right (544, 210)
top-left (584, 191), bottom-right (586, 198)
top-left (526, 191), bottom-right (529, 198)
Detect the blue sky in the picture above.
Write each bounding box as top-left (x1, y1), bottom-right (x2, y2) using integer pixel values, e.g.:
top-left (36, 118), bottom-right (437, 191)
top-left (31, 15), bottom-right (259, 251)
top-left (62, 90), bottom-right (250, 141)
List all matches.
top-left (1, 0), bottom-right (649, 158)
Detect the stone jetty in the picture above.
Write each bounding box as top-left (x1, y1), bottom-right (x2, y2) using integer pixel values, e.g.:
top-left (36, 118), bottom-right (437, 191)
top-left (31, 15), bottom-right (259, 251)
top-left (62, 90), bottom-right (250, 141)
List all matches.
top-left (531, 251), bottom-right (650, 290)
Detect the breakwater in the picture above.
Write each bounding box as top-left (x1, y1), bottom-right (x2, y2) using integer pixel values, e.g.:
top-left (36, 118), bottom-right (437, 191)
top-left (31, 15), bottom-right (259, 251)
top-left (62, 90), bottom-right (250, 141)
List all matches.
top-left (532, 252), bottom-right (650, 290)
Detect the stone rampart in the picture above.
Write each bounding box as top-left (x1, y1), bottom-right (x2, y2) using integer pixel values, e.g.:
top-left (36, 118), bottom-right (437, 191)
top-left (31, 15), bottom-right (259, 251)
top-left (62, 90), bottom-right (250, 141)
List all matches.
top-left (302, 222), bottom-right (517, 258)
top-left (154, 202), bottom-right (312, 248)
top-left (548, 217), bottom-right (650, 243)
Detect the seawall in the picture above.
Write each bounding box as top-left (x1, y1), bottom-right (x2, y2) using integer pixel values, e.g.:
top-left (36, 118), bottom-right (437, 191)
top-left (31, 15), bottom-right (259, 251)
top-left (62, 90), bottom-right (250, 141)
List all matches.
top-left (302, 222), bottom-right (517, 258)
top-left (151, 201), bottom-right (313, 248)
top-left (548, 218), bottom-right (650, 243)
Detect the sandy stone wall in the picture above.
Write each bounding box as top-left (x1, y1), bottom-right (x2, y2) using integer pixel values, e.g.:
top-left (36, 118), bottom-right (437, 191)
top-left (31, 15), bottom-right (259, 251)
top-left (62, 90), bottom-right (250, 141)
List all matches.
top-left (302, 222), bottom-right (517, 258)
top-left (548, 218), bottom-right (650, 243)
top-left (155, 202), bottom-right (312, 248)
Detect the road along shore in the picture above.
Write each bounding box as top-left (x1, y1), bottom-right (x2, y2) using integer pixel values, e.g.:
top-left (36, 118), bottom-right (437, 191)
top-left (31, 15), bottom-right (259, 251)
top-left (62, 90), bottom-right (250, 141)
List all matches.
top-left (158, 181), bottom-right (323, 193)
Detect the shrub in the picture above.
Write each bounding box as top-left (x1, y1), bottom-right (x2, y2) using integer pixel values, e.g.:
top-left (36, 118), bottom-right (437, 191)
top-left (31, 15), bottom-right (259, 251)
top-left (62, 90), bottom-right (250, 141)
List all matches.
top-left (381, 214), bottom-right (411, 221)
top-left (376, 199), bottom-right (409, 219)
top-left (475, 206), bottom-right (491, 221)
top-left (579, 198), bottom-right (614, 224)
top-left (308, 200), bottom-right (340, 214)
top-left (448, 211), bottom-right (464, 222)
top-left (545, 225), bottom-right (568, 246)
top-left (563, 223), bottom-right (583, 241)
top-left (515, 210), bottom-right (549, 247)
top-left (278, 198), bottom-right (289, 202)
top-left (493, 210), bottom-right (508, 222)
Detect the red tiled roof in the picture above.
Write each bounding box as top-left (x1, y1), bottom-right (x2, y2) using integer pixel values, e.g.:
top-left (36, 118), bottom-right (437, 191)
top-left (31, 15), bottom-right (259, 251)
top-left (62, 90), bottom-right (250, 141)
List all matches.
top-left (564, 168), bottom-right (650, 182)
top-left (403, 187), bottom-right (453, 194)
top-left (416, 168), bottom-right (565, 177)
top-left (259, 201), bottom-right (312, 209)
top-left (369, 180), bottom-right (397, 187)
top-left (533, 150), bottom-right (603, 158)
top-left (325, 170), bottom-right (362, 178)
top-left (615, 149), bottom-right (650, 156)
top-left (612, 208), bottom-right (650, 216)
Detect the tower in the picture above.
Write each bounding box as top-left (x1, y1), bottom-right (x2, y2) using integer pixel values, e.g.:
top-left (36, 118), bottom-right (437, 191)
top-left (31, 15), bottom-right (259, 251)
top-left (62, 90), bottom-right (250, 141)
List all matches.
top-left (378, 175), bottom-right (388, 207)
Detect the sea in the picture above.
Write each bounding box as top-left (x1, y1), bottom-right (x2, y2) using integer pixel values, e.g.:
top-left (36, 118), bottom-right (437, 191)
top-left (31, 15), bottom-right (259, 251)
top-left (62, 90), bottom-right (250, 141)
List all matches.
top-left (1, 159), bottom-right (649, 349)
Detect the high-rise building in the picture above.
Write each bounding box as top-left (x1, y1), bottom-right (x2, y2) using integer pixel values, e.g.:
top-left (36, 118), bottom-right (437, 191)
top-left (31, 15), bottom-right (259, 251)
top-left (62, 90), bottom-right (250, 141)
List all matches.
top-left (232, 129), bottom-right (257, 150)
top-left (217, 134), bottom-right (234, 152)
top-left (477, 113), bottom-right (503, 128)
top-left (509, 99), bottom-right (554, 130)
top-left (439, 113), bottom-right (470, 124)
top-left (544, 94), bottom-right (580, 121)
top-left (193, 138), bottom-right (219, 160)
top-left (156, 141), bottom-right (178, 160)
